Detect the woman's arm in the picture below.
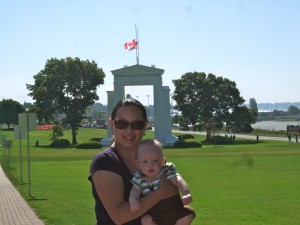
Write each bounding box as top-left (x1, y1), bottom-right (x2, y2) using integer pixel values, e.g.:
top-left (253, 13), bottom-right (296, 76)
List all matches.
top-left (92, 170), bottom-right (176, 224)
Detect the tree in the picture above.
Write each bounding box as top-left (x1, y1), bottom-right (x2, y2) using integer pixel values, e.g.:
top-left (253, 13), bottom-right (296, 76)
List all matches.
top-left (249, 98), bottom-right (258, 111)
top-left (28, 102), bottom-right (54, 124)
top-left (0, 99), bottom-right (24, 128)
top-left (27, 57), bottom-right (105, 144)
top-left (23, 102), bottom-right (32, 109)
top-left (249, 98), bottom-right (258, 124)
top-left (172, 114), bottom-right (190, 130)
top-left (172, 72), bottom-right (245, 139)
top-left (206, 117), bottom-right (222, 140)
top-left (172, 114), bottom-right (181, 124)
top-left (229, 106), bottom-right (253, 133)
top-left (288, 105), bottom-right (300, 116)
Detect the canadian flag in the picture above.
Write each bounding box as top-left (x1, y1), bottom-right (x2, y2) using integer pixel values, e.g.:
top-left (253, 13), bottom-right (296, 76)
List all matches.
top-left (124, 39), bottom-right (138, 51)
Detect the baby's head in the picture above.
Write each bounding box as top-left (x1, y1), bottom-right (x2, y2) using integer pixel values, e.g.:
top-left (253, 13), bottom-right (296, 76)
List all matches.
top-left (136, 139), bottom-right (165, 177)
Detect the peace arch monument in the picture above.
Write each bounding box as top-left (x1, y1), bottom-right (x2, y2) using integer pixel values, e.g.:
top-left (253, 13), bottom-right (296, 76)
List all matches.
top-left (101, 64), bottom-right (178, 146)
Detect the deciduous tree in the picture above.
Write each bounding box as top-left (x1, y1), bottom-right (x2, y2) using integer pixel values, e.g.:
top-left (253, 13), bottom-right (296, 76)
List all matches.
top-left (229, 106), bottom-right (254, 133)
top-left (249, 98), bottom-right (258, 124)
top-left (0, 99), bottom-right (24, 128)
top-left (27, 57), bottom-right (105, 144)
top-left (288, 105), bottom-right (300, 116)
top-left (172, 72), bottom-right (245, 139)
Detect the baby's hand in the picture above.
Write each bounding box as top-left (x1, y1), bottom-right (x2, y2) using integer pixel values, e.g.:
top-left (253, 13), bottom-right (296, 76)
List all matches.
top-left (182, 193), bottom-right (193, 205)
top-left (130, 200), bottom-right (142, 212)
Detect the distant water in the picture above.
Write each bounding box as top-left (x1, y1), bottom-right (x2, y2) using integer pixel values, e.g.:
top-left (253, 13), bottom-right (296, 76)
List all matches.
top-left (252, 121), bottom-right (300, 131)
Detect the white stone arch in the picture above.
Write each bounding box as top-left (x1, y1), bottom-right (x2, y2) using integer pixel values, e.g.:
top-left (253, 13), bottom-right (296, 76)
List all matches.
top-left (101, 64), bottom-right (177, 146)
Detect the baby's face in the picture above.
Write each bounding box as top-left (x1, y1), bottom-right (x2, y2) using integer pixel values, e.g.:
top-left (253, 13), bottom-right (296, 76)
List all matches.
top-left (136, 147), bottom-right (164, 178)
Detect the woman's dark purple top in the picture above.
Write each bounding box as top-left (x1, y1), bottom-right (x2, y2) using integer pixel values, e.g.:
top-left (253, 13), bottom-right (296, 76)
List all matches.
top-left (88, 146), bottom-right (141, 225)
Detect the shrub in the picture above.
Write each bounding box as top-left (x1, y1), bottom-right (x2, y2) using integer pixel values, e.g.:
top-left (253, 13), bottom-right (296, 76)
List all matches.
top-left (75, 140), bottom-right (102, 149)
top-left (49, 139), bottom-right (70, 148)
top-left (177, 134), bottom-right (195, 141)
top-left (90, 137), bottom-right (103, 142)
top-left (49, 124), bottom-right (64, 142)
top-left (174, 140), bottom-right (202, 148)
top-left (202, 135), bottom-right (234, 145)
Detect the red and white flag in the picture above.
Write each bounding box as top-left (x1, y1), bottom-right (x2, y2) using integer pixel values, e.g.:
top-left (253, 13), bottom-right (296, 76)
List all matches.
top-left (124, 39), bottom-right (138, 51)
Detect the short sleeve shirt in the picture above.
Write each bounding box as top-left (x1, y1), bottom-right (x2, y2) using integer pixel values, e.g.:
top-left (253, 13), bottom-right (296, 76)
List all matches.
top-left (88, 146), bottom-right (141, 225)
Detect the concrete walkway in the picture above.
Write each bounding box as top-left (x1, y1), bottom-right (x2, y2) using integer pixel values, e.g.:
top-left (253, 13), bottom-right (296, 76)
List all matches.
top-left (0, 165), bottom-right (45, 225)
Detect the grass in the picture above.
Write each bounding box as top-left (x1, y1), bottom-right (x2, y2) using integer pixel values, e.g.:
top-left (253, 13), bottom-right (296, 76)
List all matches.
top-left (1, 128), bottom-right (300, 225)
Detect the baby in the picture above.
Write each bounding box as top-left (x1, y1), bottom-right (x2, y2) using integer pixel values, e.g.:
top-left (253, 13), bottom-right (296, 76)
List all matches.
top-left (129, 139), bottom-right (195, 225)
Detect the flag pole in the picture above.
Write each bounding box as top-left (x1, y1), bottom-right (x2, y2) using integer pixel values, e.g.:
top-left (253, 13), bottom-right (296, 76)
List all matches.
top-left (135, 24), bottom-right (139, 65)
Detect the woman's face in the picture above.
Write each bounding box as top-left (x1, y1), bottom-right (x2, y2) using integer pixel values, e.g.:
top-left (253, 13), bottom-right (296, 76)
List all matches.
top-left (110, 105), bottom-right (147, 150)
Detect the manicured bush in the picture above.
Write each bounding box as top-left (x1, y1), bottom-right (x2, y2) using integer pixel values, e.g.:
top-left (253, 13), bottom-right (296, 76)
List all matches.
top-left (177, 134), bottom-right (195, 141)
top-left (75, 140), bottom-right (102, 149)
top-left (90, 137), bottom-right (103, 142)
top-left (202, 135), bottom-right (234, 145)
top-left (174, 140), bottom-right (202, 148)
top-left (49, 139), bottom-right (70, 148)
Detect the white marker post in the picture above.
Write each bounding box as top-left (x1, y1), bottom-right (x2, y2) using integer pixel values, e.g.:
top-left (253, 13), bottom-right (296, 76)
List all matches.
top-left (14, 125), bottom-right (26, 183)
top-left (18, 112), bottom-right (37, 197)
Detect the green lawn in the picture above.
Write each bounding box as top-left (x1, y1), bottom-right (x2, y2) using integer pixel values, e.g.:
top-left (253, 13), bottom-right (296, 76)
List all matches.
top-left (1, 128), bottom-right (300, 225)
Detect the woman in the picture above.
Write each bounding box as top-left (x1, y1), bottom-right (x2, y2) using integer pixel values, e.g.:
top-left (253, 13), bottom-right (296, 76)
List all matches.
top-left (88, 99), bottom-right (177, 225)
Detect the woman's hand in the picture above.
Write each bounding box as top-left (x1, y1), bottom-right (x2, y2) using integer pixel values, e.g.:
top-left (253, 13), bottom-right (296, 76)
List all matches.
top-left (157, 170), bottom-right (178, 198)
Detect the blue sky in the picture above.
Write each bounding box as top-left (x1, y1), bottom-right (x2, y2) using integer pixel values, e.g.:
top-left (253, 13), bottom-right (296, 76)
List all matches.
top-left (1, 0), bottom-right (299, 106)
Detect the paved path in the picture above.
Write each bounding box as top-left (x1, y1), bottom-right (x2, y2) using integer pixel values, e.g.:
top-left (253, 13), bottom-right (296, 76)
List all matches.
top-left (0, 165), bottom-right (45, 225)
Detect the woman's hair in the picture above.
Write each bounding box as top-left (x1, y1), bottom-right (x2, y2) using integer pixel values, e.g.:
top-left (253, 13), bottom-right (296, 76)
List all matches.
top-left (111, 98), bottom-right (147, 121)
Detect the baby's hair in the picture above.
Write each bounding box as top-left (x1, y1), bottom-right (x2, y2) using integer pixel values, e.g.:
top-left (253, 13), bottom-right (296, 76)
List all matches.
top-left (137, 139), bottom-right (164, 158)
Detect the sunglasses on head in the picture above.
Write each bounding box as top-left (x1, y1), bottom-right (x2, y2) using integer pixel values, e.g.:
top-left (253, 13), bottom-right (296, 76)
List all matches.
top-left (113, 119), bottom-right (146, 130)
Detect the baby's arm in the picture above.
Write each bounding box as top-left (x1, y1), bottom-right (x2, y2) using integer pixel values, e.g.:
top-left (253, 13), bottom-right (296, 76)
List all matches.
top-left (170, 175), bottom-right (193, 205)
top-left (129, 184), bottom-right (143, 212)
